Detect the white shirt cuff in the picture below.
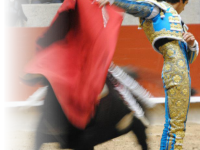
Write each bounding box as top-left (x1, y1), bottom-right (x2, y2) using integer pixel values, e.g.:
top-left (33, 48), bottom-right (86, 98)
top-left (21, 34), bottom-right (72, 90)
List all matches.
top-left (189, 40), bottom-right (199, 55)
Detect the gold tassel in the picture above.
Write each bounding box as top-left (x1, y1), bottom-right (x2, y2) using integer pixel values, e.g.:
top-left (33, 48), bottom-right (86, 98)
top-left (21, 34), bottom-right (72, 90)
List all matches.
top-left (138, 23), bottom-right (142, 30)
top-left (138, 18), bottom-right (142, 30)
top-left (160, 10), bottom-right (165, 18)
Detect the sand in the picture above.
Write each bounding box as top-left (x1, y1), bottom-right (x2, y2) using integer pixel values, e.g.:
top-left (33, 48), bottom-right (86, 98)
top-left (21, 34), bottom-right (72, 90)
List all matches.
top-left (4, 123), bottom-right (200, 150)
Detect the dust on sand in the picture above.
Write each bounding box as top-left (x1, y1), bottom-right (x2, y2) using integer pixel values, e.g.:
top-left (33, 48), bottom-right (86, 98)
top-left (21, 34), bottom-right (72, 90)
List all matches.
top-left (4, 123), bottom-right (200, 150)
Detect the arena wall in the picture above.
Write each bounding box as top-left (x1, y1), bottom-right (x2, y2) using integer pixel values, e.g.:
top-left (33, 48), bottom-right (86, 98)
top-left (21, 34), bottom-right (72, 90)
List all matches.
top-left (5, 25), bottom-right (200, 101)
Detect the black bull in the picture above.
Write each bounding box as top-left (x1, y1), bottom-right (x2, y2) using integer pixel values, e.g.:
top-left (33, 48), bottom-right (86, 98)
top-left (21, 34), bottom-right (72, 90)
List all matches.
top-left (34, 73), bottom-right (148, 150)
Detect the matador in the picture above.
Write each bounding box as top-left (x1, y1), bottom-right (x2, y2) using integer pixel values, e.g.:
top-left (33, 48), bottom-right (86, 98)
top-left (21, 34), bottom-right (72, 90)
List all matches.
top-left (97, 0), bottom-right (199, 149)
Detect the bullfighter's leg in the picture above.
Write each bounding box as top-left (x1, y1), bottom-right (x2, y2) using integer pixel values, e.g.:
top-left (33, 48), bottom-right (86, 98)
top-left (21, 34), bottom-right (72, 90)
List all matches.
top-left (159, 41), bottom-right (190, 150)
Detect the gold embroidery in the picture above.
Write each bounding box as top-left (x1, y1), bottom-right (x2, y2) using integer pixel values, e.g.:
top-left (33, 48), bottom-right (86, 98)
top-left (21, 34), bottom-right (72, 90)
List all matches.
top-left (142, 19), bottom-right (183, 47)
top-left (164, 2), bottom-right (178, 15)
top-left (167, 49), bottom-right (175, 57)
top-left (140, 2), bottom-right (184, 52)
top-left (182, 89), bottom-right (188, 95)
top-left (177, 59), bottom-right (185, 67)
top-left (173, 75), bottom-right (182, 83)
top-left (169, 16), bottom-right (180, 22)
top-left (170, 23), bottom-right (182, 30)
top-left (169, 88), bottom-right (176, 95)
top-left (160, 10), bottom-right (165, 18)
top-left (114, 1), bottom-right (152, 17)
top-left (170, 9), bottom-right (178, 15)
top-left (165, 64), bottom-right (171, 71)
top-left (160, 41), bottom-right (190, 150)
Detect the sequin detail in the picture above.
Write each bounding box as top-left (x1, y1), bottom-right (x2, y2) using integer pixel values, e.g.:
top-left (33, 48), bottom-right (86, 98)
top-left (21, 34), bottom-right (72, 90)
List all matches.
top-left (160, 41), bottom-right (190, 150)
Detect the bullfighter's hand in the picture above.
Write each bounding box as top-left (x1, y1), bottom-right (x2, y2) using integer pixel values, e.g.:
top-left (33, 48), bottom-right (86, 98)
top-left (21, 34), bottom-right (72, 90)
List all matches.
top-left (183, 32), bottom-right (196, 47)
top-left (97, 0), bottom-right (109, 7)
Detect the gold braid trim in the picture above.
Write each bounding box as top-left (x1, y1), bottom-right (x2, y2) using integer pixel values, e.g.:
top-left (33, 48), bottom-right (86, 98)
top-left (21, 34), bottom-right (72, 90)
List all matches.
top-left (142, 20), bottom-right (183, 46)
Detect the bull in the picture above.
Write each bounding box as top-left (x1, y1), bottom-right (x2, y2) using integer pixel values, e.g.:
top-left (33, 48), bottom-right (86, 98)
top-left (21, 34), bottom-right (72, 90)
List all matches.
top-left (32, 67), bottom-right (152, 150)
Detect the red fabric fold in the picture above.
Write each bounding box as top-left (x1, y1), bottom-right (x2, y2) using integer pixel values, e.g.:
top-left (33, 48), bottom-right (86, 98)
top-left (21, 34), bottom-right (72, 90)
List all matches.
top-left (25, 0), bottom-right (123, 129)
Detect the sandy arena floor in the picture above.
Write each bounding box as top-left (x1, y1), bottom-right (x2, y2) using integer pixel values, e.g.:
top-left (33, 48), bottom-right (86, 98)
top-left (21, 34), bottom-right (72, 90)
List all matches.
top-left (5, 123), bottom-right (200, 150)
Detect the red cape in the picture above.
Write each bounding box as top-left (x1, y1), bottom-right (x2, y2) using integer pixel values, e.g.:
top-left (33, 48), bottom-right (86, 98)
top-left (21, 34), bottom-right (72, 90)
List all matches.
top-left (25, 0), bottom-right (123, 129)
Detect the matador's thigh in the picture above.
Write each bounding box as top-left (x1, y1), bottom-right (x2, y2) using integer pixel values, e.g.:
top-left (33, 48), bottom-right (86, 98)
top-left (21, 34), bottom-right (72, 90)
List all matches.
top-left (159, 41), bottom-right (191, 150)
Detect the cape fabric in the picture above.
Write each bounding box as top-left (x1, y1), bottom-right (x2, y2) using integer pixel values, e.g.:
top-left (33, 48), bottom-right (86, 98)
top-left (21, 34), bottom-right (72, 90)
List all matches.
top-left (25, 0), bottom-right (123, 129)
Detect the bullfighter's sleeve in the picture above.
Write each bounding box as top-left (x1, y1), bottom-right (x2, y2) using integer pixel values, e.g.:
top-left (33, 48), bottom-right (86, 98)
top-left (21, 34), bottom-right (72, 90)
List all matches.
top-left (109, 0), bottom-right (156, 18)
top-left (188, 40), bottom-right (199, 64)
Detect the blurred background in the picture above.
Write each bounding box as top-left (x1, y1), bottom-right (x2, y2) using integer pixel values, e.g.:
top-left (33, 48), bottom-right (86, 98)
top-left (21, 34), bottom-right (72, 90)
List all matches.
top-left (4, 0), bottom-right (200, 150)
top-left (5, 0), bottom-right (200, 101)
